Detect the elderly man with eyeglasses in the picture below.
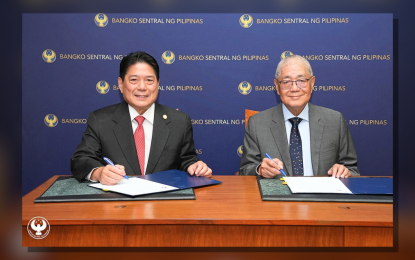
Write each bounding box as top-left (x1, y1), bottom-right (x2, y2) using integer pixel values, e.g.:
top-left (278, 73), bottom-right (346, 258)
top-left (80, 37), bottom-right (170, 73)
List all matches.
top-left (239, 54), bottom-right (359, 178)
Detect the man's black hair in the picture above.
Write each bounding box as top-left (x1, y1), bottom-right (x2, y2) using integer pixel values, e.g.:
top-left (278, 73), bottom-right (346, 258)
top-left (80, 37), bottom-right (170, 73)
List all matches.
top-left (119, 51), bottom-right (159, 81)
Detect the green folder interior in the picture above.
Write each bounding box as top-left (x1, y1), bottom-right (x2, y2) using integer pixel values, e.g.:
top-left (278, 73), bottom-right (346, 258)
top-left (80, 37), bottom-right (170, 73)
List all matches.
top-left (257, 176), bottom-right (393, 203)
top-left (35, 176), bottom-right (195, 203)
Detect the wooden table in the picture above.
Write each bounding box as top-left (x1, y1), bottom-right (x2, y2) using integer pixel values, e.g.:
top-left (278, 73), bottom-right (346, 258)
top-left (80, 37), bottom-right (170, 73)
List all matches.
top-left (22, 175), bottom-right (393, 247)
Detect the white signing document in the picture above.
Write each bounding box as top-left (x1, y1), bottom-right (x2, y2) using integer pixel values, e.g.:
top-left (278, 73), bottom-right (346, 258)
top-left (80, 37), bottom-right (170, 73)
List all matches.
top-left (89, 178), bottom-right (179, 196)
top-left (283, 177), bottom-right (353, 194)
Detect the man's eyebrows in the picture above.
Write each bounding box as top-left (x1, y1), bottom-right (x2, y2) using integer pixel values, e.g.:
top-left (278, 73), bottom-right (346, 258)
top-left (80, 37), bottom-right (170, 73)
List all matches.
top-left (128, 75), bottom-right (155, 78)
top-left (282, 74), bottom-right (307, 79)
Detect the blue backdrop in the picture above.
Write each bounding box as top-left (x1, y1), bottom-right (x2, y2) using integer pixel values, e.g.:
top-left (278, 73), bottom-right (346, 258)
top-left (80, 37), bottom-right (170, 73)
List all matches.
top-left (22, 13), bottom-right (393, 195)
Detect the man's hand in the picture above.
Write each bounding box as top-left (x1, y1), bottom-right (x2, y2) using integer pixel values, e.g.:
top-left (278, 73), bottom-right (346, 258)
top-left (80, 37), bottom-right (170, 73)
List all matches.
top-left (91, 164), bottom-right (126, 185)
top-left (328, 163), bottom-right (351, 178)
top-left (187, 161), bottom-right (212, 177)
top-left (258, 157), bottom-right (284, 178)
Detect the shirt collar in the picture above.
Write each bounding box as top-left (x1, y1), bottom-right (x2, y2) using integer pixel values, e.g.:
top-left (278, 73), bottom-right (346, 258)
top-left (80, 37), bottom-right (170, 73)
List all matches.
top-left (282, 103), bottom-right (309, 122)
top-left (128, 103), bottom-right (155, 124)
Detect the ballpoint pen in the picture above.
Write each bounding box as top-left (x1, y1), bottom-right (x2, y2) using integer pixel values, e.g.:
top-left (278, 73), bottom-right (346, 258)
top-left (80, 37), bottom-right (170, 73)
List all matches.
top-left (103, 157), bottom-right (129, 180)
top-left (264, 153), bottom-right (286, 176)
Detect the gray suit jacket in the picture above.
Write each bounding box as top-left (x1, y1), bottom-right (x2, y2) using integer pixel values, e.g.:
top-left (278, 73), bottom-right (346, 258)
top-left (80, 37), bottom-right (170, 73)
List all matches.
top-left (71, 101), bottom-right (199, 181)
top-left (239, 103), bottom-right (359, 176)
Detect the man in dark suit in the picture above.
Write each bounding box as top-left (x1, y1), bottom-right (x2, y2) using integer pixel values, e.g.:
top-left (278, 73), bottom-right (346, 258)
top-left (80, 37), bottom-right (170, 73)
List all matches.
top-left (239, 54), bottom-right (359, 178)
top-left (71, 51), bottom-right (212, 184)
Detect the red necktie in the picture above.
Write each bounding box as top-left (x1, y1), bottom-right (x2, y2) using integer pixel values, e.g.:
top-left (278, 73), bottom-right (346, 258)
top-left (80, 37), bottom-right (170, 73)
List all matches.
top-left (134, 116), bottom-right (145, 175)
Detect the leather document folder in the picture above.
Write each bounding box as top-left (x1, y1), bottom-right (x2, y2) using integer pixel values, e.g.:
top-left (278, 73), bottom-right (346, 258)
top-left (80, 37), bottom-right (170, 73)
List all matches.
top-left (257, 176), bottom-right (393, 203)
top-left (340, 177), bottom-right (393, 194)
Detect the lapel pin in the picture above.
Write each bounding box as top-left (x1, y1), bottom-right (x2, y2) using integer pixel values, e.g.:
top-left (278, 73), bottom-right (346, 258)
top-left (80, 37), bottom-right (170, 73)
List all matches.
top-left (163, 114), bottom-right (167, 119)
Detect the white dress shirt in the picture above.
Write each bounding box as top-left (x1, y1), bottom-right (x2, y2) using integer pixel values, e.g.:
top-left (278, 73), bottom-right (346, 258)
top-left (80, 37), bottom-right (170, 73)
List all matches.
top-left (282, 103), bottom-right (314, 176)
top-left (256, 103), bottom-right (314, 176)
top-left (86, 103), bottom-right (155, 181)
top-left (128, 103), bottom-right (154, 174)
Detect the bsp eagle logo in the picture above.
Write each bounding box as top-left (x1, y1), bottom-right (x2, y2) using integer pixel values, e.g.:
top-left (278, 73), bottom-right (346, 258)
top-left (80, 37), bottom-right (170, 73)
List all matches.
top-left (239, 14), bottom-right (253, 28)
top-left (237, 145), bottom-right (244, 157)
top-left (42, 49), bottom-right (56, 63)
top-left (238, 81), bottom-right (252, 95)
top-left (96, 80), bottom-right (110, 94)
top-left (44, 114), bottom-right (58, 127)
top-left (281, 50), bottom-right (294, 60)
top-left (27, 216), bottom-right (50, 239)
top-left (95, 13), bottom-right (108, 27)
top-left (161, 51), bottom-right (175, 64)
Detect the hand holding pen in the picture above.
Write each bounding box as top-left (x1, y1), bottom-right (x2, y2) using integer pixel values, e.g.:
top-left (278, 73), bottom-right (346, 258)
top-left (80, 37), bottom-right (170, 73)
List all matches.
top-left (258, 153), bottom-right (286, 178)
top-left (103, 157), bottom-right (129, 180)
top-left (90, 157), bottom-right (128, 185)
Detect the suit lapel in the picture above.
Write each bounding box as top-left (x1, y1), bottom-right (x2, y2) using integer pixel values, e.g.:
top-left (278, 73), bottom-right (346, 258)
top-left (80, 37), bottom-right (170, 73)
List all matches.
top-left (270, 104), bottom-right (293, 176)
top-left (308, 103), bottom-right (324, 176)
top-left (112, 102), bottom-right (141, 175)
top-left (146, 103), bottom-right (171, 174)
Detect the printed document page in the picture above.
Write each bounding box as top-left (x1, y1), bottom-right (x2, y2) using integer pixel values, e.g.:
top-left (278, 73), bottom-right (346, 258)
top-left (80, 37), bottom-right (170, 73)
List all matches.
top-left (89, 177), bottom-right (178, 196)
top-left (283, 177), bottom-right (353, 194)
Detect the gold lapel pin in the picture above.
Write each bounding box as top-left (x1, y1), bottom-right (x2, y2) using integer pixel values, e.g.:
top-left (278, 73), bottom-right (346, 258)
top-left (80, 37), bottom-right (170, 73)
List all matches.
top-left (163, 114), bottom-right (167, 119)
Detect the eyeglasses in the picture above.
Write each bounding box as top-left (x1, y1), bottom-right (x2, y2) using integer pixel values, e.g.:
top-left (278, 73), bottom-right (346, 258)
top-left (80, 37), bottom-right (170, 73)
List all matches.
top-left (277, 78), bottom-right (312, 90)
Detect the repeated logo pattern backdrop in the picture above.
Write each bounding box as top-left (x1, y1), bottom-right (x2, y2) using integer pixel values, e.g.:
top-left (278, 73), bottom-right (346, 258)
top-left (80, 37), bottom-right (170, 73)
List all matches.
top-left (22, 14), bottom-right (393, 195)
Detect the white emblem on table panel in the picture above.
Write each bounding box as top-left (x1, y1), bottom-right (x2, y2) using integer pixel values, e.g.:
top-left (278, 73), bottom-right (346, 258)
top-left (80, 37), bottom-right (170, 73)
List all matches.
top-left (27, 216), bottom-right (50, 239)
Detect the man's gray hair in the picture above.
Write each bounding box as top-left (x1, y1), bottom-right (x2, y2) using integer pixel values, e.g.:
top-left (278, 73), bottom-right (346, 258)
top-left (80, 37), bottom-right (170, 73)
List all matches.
top-left (275, 54), bottom-right (313, 79)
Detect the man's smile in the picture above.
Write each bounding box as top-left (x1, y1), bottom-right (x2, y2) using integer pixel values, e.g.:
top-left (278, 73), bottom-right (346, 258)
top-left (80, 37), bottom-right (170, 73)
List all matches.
top-left (134, 94), bottom-right (149, 99)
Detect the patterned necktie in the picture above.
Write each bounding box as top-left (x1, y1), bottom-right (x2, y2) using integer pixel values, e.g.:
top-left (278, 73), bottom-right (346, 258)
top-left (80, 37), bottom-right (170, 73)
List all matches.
top-left (289, 117), bottom-right (303, 176)
top-left (134, 116), bottom-right (145, 175)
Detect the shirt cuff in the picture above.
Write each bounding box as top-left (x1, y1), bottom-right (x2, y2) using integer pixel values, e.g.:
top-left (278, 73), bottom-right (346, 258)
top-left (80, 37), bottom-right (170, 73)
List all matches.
top-left (255, 163), bottom-right (261, 175)
top-left (85, 167), bottom-right (99, 182)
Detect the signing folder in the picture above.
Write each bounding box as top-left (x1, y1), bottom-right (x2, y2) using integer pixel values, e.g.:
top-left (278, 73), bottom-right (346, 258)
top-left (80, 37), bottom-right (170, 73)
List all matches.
top-left (89, 169), bottom-right (221, 196)
top-left (283, 177), bottom-right (392, 195)
top-left (339, 177), bottom-right (393, 195)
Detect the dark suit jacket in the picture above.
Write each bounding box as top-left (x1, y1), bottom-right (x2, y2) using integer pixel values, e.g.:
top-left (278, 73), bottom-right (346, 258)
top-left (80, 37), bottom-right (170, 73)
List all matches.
top-left (71, 102), bottom-right (199, 181)
top-left (239, 103), bottom-right (359, 176)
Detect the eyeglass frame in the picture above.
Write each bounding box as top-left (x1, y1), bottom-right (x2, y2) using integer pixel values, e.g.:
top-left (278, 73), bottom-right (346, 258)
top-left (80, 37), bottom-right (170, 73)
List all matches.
top-left (275, 77), bottom-right (314, 90)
